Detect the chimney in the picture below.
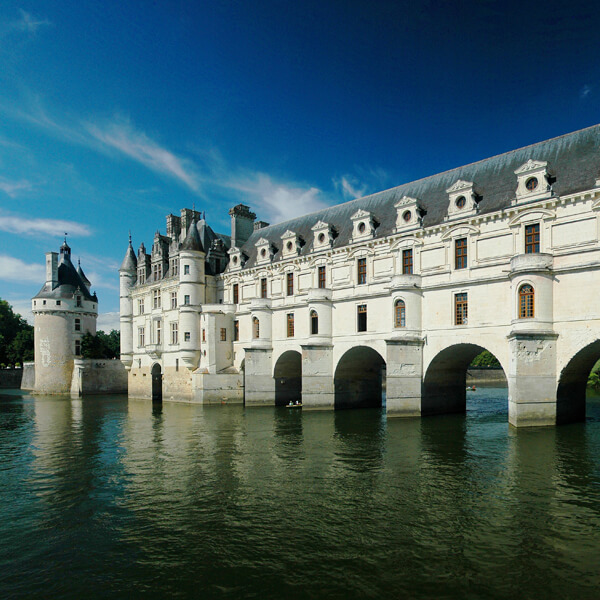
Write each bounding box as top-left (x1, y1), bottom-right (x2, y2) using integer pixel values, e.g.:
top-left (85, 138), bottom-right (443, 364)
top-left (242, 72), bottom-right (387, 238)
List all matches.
top-left (46, 252), bottom-right (58, 288)
top-left (229, 204), bottom-right (256, 248)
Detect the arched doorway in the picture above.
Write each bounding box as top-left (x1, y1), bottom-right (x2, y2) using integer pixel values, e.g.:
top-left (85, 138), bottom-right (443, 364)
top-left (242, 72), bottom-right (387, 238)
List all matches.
top-left (151, 363), bottom-right (162, 402)
top-left (422, 344), bottom-right (507, 417)
top-left (557, 340), bottom-right (600, 424)
top-left (274, 351), bottom-right (302, 406)
top-left (334, 346), bottom-right (386, 409)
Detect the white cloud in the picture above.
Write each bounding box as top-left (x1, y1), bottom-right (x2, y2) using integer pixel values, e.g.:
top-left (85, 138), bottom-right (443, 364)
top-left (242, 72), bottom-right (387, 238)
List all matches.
top-left (0, 254), bottom-right (44, 284)
top-left (334, 175), bottom-right (368, 200)
top-left (85, 270), bottom-right (119, 292)
top-left (97, 312), bottom-right (120, 332)
top-left (0, 211), bottom-right (92, 237)
top-left (85, 117), bottom-right (199, 191)
top-left (0, 178), bottom-right (33, 197)
top-left (225, 172), bottom-right (329, 223)
top-left (580, 84), bottom-right (591, 99)
top-left (15, 9), bottom-right (52, 33)
top-left (333, 168), bottom-right (390, 201)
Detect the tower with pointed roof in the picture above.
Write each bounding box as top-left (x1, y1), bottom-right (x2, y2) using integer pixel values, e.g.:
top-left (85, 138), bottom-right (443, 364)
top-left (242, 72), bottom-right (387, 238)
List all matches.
top-left (119, 234), bottom-right (137, 370)
top-left (31, 239), bottom-right (98, 394)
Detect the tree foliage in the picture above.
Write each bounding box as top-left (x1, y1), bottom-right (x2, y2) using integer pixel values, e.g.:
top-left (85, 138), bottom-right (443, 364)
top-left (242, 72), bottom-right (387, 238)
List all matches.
top-left (589, 360), bottom-right (600, 390)
top-left (470, 350), bottom-right (501, 368)
top-left (0, 299), bottom-right (34, 367)
top-left (81, 330), bottom-right (120, 359)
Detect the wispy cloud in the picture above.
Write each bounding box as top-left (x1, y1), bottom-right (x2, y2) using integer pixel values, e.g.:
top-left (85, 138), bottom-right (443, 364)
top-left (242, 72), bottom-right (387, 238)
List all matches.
top-left (0, 254), bottom-right (44, 284)
top-left (97, 311), bottom-right (120, 332)
top-left (580, 84), bottom-right (591, 99)
top-left (0, 178), bottom-right (33, 197)
top-left (333, 167), bottom-right (389, 201)
top-left (85, 271), bottom-right (119, 292)
top-left (14, 9), bottom-right (52, 33)
top-left (334, 175), bottom-right (369, 200)
top-left (0, 210), bottom-right (92, 237)
top-left (85, 117), bottom-right (200, 191)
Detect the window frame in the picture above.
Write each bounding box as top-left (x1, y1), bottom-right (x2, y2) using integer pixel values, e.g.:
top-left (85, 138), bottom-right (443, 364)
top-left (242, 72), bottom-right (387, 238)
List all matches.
top-left (357, 257), bottom-right (367, 285)
top-left (455, 238), bottom-right (467, 270)
top-left (402, 249), bottom-right (413, 275)
top-left (518, 284), bottom-right (535, 318)
top-left (525, 223), bottom-right (540, 254)
top-left (357, 304), bottom-right (367, 332)
top-left (286, 272), bottom-right (294, 296)
top-left (287, 313), bottom-right (295, 337)
top-left (394, 299), bottom-right (406, 328)
top-left (455, 292), bottom-right (468, 325)
top-left (233, 283), bottom-right (239, 304)
top-left (318, 265), bottom-right (326, 289)
top-left (261, 277), bottom-right (268, 299)
top-left (253, 317), bottom-right (260, 339)
top-left (310, 310), bottom-right (319, 335)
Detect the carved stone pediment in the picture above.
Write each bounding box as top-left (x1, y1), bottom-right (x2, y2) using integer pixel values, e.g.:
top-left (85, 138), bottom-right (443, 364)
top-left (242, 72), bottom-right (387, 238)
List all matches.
top-left (350, 209), bottom-right (376, 242)
top-left (446, 181), bottom-right (478, 220)
top-left (513, 159), bottom-right (552, 205)
top-left (394, 196), bottom-right (423, 232)
top-left (281, 230), bottom-right (301, 257)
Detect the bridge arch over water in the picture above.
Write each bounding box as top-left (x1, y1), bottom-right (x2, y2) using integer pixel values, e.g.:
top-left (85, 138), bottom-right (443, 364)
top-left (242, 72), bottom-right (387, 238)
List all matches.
top-left (274, 350), bottom-right (302, 406)
top-left (334, 346), bottom-right (386, 409)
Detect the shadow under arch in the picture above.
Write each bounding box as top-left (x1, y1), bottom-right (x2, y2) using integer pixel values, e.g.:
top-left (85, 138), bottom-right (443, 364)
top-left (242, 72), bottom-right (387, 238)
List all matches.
top-left (151, 362), bottom-right (162, 403)
top-left (556, 340), bottom-right (600, 424)
top-left (334, 346), bottom-right (386, 409)
top-left (274, 350), bottom-right (302, 406)
top-left (422, 343), bottom-right (507, 417)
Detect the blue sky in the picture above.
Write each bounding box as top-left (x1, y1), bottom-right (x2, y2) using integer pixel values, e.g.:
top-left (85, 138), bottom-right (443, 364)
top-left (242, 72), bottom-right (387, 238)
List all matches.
top-left (1, 0), bottom-right (599, 329)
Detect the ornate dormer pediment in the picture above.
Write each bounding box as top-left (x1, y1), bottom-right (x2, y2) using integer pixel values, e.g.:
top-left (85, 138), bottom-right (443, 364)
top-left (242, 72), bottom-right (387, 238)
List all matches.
top-left (281, 230), bottom-right (302, 257)
top-left (350, 209), bottom-right (376, 242)
top-left (446, 180), bottom-right (479, 220)
top-left (227, 246), bottom-right (246, 270)
top-left (255, 237), bottom-right (274, 264)
top-left (513, 159), bottom-right (552, 205)
top-left (394, 196), bottom-right (423, 232)
top-left (311, 220), bottom-right (333, 250)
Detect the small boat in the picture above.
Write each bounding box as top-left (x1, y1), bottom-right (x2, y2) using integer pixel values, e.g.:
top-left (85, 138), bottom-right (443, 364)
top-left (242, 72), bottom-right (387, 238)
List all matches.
top-left (467, 385), bottom-right (476, 391)
top-left (287, 401), bottom-right (302, 408)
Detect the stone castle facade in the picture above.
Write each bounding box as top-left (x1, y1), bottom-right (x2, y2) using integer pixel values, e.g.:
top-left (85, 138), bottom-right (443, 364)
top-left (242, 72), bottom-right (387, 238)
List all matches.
top-left (120, 124), bottom-right (600, 427)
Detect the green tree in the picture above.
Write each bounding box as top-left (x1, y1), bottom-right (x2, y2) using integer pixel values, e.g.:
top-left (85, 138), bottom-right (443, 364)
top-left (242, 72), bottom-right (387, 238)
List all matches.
top-left (470, 350), bottom-right (501, 368)
top-left (81, 330), bottom-right (120, 359)
top-left (588, 360), bottom-right (600, 390)
top-left (0, 299), bottom-right (34, 367)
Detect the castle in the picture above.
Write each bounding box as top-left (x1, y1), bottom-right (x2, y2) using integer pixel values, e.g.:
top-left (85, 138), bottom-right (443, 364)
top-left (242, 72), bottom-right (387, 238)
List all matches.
top-left (120, 124), bottom-right (600, 427)
top-left (27, 239), bottom-right (126, 395)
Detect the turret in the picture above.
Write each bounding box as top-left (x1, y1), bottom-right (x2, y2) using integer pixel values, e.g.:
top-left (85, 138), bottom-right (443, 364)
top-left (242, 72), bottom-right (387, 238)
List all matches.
top-left (119, 234), bottom-right (137, 369)
top-left (179, 220), bottom-right (205, 368)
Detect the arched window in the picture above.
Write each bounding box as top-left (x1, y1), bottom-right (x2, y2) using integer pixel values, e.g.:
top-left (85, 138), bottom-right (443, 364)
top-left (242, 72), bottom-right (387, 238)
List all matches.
top-left (519, 284), bottom-right (534, 318)
top-left (394, 299), bottom-right (406, 328)
top-left (310, 310), bottom-right (319, 335)
top-left (253, 317), bottom-right (260, 338)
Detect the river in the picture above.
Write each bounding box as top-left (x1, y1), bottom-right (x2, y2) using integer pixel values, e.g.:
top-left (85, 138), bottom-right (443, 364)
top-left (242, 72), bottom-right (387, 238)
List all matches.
top-left (1, 388), bottom-right (599, 599)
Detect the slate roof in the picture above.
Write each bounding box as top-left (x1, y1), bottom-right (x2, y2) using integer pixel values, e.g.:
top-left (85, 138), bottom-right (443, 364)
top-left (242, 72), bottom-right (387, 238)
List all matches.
top-left (119, 242), bottom-right (138, 272)
top-left (181, 219), bottom-right (231, 253)
top-left (238, 124), bottom-right (600, 269)
top-left (34, 252), bottom-right (96, 301)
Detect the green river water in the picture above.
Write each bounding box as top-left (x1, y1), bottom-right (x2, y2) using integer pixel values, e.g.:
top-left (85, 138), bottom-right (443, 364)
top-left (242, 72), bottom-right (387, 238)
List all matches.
top-left (1, 388), bottom-right (599, 599)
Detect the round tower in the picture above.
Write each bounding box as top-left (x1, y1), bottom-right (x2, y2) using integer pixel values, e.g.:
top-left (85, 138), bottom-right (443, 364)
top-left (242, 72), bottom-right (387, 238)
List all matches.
top-left (32, 240), bottom-right (98, 394)
top-left (119, 234), bottom-right (138, 370)
top-left (179, 220), bottom-right (205, 368)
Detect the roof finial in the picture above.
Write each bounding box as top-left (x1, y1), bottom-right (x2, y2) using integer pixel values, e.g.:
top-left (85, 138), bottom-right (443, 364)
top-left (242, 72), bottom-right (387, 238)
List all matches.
top-left (78, 258), bottom-right (81, 266)
top-left (64, 232), bottom-right (68, 243)
top-left (128, 230), bottom-right (132, 246)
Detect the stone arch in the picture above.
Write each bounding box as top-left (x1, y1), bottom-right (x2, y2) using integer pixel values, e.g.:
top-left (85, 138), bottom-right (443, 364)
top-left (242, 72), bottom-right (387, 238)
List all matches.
top-left (422, 343), bottom-right (507, 416)
top-left (274, 350), bottom-right (302, 406)
top-left (151, 362), bottom-right (162, 402)
top-left (334, 346), bottom-right (386, 409)
top-left (556, 340), bottom-right (600, 424)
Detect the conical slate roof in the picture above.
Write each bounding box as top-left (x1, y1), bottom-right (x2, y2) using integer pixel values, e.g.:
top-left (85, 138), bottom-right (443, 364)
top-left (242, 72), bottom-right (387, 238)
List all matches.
top-left (181, 220), bottom-right (203, 252)
top-left (77, 259), bottom-right (91, 287)
top-left (120, 239), bottom-right (138, 272)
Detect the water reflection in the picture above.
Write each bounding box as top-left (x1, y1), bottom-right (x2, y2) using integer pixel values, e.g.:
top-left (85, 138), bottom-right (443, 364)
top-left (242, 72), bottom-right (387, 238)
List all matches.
top-left (1, 389), bottom-right (600, 599)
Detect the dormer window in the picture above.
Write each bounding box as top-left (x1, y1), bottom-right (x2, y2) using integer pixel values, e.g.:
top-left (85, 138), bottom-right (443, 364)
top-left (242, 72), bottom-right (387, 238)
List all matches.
top-left (350, 209), bottom-right (376, 242)
top-left (227, 246), bottom-right (245, 271)
top-left (513, 160), bottom-right (552, 205)
top-left (446, 181), bottom-right (478, 220)
top-left (281, 230), bottom-right (301, 258)
top-left (394, 196), bottom-right (423, 232)
top-left (311, 221), bottom-right (333, 251)
top-left (255, 237), bottom-right (274, 264)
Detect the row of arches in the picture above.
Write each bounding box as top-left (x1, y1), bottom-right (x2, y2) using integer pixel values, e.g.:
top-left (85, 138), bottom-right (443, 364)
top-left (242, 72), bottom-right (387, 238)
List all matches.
top-left (270, 341), bottom-right (600, 422)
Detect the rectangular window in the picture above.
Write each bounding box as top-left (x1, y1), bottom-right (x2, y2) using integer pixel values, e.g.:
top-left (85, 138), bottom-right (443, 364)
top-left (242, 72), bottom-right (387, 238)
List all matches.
top-left (170, 292), bottom-right (177, 309)
top-left (139, 269), bottom-right (146, 284)
top-left (525, 224), bottom-right (540, 254)
top-left (156, 321), bottom-right (161, 344)
top-left (138, 327), bottom-right (145, 347)
top-left (455, 293), bottom-right (468, 325)
top-left (75, 319), bottom-right (81, 331)
top-left (184, 264), bottom-right (190, 275)
top-left (455, 238), bottom-right (467, 270)
top-left (402, 249), bottom-right (413, 275)
top-left (184, 331), bottom-right (190, 342)
top-left (153, 263), bottom-right (162, 281)
top-left (76, 296), bottom-right (82, 307)
top-left (202, 329), bottom-right (206, 342)
top-left (171, 322), bottom-right (178, 344)
top-left (234, 320), bottom-right (239, 341)
top-left (220, 328), bottom-right (227, 341)
top-left (287, 273), bottom-right (294, 296)
top-left (233, 283), bottom-right (239, 304)
top-left (138, 299), bottom-right (144, 314)
top-left (357, 304), bottom-right (367, 332)
top-left (318, 266), bottom-right (326, 289)
top-left (56, 300), bottom-right (61, 306)
top-left (287, 313), bottom-right (295, 337)
top-left (171, 258), bottom-right (178, 276)
top-left (357, 258), bottom-right (367, 285)
top-left (184, 294), bottom-right (190, 305)
top-left (75, 340), bottom-right (81, 356)
top-left (153, 289), bottom-right (161, 309)
top-left (261, 278), bottom-right (268, 298)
